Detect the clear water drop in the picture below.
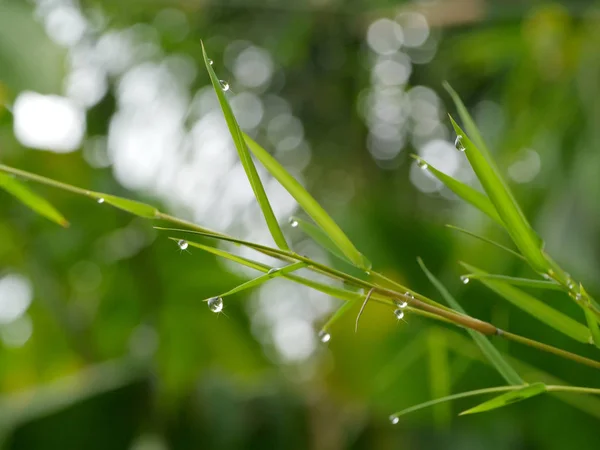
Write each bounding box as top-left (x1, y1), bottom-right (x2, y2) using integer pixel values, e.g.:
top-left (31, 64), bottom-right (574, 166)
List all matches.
top-left (455, 135), bottom-right (466, 152)
top-left (394, 309), bottom-right (405, 320)
top-left (404, 291), bottom-right (414, 299)
top-left (575, 292), bottom-right (582, 301)
top-left (460, 275), bottom-right (470, 284)
top-left (395, 300), bottom-right (408, 309)
top-left (219, 80), bottom-right (230, 91)
top-left (289, 218), bottom-right (299, 228)
top-left (178, 240), bottom-right (189, 250)
top-left (417, 159), bottom-right (428, 170)
top-left (389, 415), bottom-right (400, 425)
top-left (267, 268), bottom-right (279, 275)
top-left (208, 58), bottom-right (214, 66)
top-left (318, 330), bottom-right (331, 343)
top-left (97, 197), bottom-right (105, 204)
top-left (207, 296), bottom-right (224, 313)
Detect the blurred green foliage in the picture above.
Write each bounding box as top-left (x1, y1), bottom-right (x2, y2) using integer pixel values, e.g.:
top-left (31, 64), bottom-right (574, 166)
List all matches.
top-left (1, 0), bottom-right (600, 449)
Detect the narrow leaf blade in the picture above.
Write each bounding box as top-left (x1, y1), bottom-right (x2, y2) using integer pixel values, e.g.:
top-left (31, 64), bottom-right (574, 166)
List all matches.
top-left (445, 224), bottom-right (525, 261)
top-left (201, 42), bottom-right (289, 250)
top-left (0, 172), bottom-right (69, 227)
top-left (460, 382), bottom-right (547, 415)
top-left (218, 261), bottom-right (306, 298)
top-left (418, 258), bottom-right (523, 385)
top-left (449, 117), bottom-right (548, 273)
top-left (96, 194), bottom-right (158, 218)
top-left (244, 134), bottom-right (369, 268)
top-left (412, 155), bottom-right (503, 225)
top-left (462, 274), bottom-right (563, 291)
top-left (462, 263), bottom-right (590, 343)
top-left (290, 216), bottom-right (353, 264)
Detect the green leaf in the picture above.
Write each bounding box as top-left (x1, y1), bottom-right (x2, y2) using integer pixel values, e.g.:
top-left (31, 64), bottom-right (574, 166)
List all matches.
top-left (448, 117), bottom-right (548, 273)
top-left (461, 274), bottom-right (563, 291)
top-left (244, 133), bottom-right (369, 268)
top-left (0, 172), bottom-right (68, 227)
top-left (201, 42), bottom-right (289, 251)
top-left (460, 382), bottom-right (547, 415)
top-left (389, 386), bottom-right (519, 420)
top-left (418, 258), bottom-right (524, 385)
top-left (321, 300), bottom-right (357, 332)
top-left (412, 155), bottom-right (503, 225)
top-left (94, 193), bottom-right (158, 218)
top-left (445, 224), bottom-right (525, 261)
top-left (216, 261), bottom-right (306, 298)
top-left (462, 263), bottom-right (590, 343)
top-left (583, 307), bottom-right (600, 349)
top-left (290, 216), bottom-right (353, 264)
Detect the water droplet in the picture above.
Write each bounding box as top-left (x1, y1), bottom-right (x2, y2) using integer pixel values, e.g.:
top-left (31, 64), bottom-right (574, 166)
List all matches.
top-left (575, 293), bottom-right (582, 301)
top-left (395, 300), bottom-right (408, 309)
top-left (207, 296), bottom-right (224, 313)
top-left (417, 159), bottom-right (428, 170)
top-left (542, 273), bottom-right (552, 281)
top-left (267, 268), bottom-right (279, 275)
top-left (208, 58), bottom-right (214, 66)
top-left (389, 415), bottom-right (400, 425)
top-left (318, 330), bottom-right (331, 343)
top-left (454, 135), bottom-right (466, 152)
top-left (219, 80), bottom-right (230, 91)
top-left (394, 309), bottom-right (405, 320)
top-left (460, 275), bottom-right (470, 284)
top-left (404, 291), bottom-right (414, 299)
top-left (97, 197), bottom-right (105, 204)
top-left (289, 218), bottom-right (299, 228)
top-left (178, 240), bottom-right (188, 250)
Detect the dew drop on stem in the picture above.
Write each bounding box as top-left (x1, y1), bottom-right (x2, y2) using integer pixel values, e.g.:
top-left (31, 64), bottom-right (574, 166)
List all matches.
top-left (394, 309), bottom-right (405, 320)
top-left (178, 240), bottom-right (188, 250)
top-left (97, 198), bottom-right (105, 204)
top-left (289, 218), bottom-right (299, 228)
top-left (460, 275), bottom-right (470, 284)
top-left (389, 415), bottom-right (400, 425)
top-left (417, 160), bottom-right (428, 169)
top-left (219, 80), bottom-right (230, 91)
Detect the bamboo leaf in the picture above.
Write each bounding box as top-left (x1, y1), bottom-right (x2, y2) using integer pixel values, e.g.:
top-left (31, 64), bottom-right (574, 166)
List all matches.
top-left (448, 117), bottom-right (548, 273)
top-left (462, 263), bottom-right (590, 343)
top-left (445, 224), bottom-right (525, 261)
top-left (321, 300), bottom-right (357, 332)
top-left (216, 261), bottom-right (306, 298)
top-left (461, 274), bottom-right (563, 291)
top-left (201, 42), bottom-right (289, 250)
top-left (389, 386), bottom-right (520, 421)
top-left (244, 134), bottom-right (369, 268)
top-left (460, 383), bottom-right (547, 415)
top-left (94, 193), bottom-right (158, 218)
top-left (418, 258), bottom-right (524, 385)
top-left (290, 216), bottom-right (352, 264)
top-left (0, 172), bottom-right (69, 227)
top-left (412, 155), bottom-right (503, 225)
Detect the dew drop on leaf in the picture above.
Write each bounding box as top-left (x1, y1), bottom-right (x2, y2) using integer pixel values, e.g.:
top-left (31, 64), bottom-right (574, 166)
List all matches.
top-left (207, 296), bottom-right (224, 313)
top-left (455, 135), bottom-right (466, 152)
top-left (318, 330), bottom-right (331, 343)
top-left (178, 240), bottom-right (188, 250)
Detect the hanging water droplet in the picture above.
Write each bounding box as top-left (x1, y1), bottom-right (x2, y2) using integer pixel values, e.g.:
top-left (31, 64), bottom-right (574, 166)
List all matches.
top-left (207, 296), bottom-right (224, 313)
top-left (417, 159), bottom-right (428, 170)
top-left (395, 300), bottom-right (408, 309)
top-left (208, 58), bottom-right (214, 66)
top-left (97, 197), bottom-right (105, 204)
top-left (318, 330), bottom-right (331, 343)
top-left (389, 415), bottom-right (400, 425)
top-left (394, 309), bottom-right (405, 320)
top-left (454, 135), bottom-right (466, 152)
top-left (404, 291), bottom-right (414, 299)
top-left (219, 80), bottom-right (230, 91)
top-left (177, 240), bottom-right (189, 250)
top-left (289, 218), bottom-right (299, 228)
top-left (460, 275), bottom-right (470, 284)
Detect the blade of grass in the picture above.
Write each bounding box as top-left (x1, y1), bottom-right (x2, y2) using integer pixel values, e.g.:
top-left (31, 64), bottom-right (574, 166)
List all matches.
top-left (418, 258), bottom-right (523, 385)
top-left (428, 330), bottom-right (452, 426)
top-left (459, 382), bottom-right (547, 415)
top-left (445, 224), bottom-right (525, 261)
top-left (244, 133), bottom-right (369, 268)
top-left (290, 216), bottom-right (352, 264)
top-left (201, 42), bottom-right (289, 250)
top-left (411, 155), bottom-right (503, 225)
top-left (461, 262), bottom-right (591, 343)
top-left (0, 172), bottom-right (68, 227)
top-left (95, 194), bottom-right (158, 218)
top-left (461, 274), bottom-right (563, 291)
top-left (449, 117), bottom-right (548, 273)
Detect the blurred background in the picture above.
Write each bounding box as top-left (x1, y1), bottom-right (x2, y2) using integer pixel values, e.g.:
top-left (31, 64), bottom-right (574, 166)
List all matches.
top-left (1, 0), bottom-right (600, 448)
